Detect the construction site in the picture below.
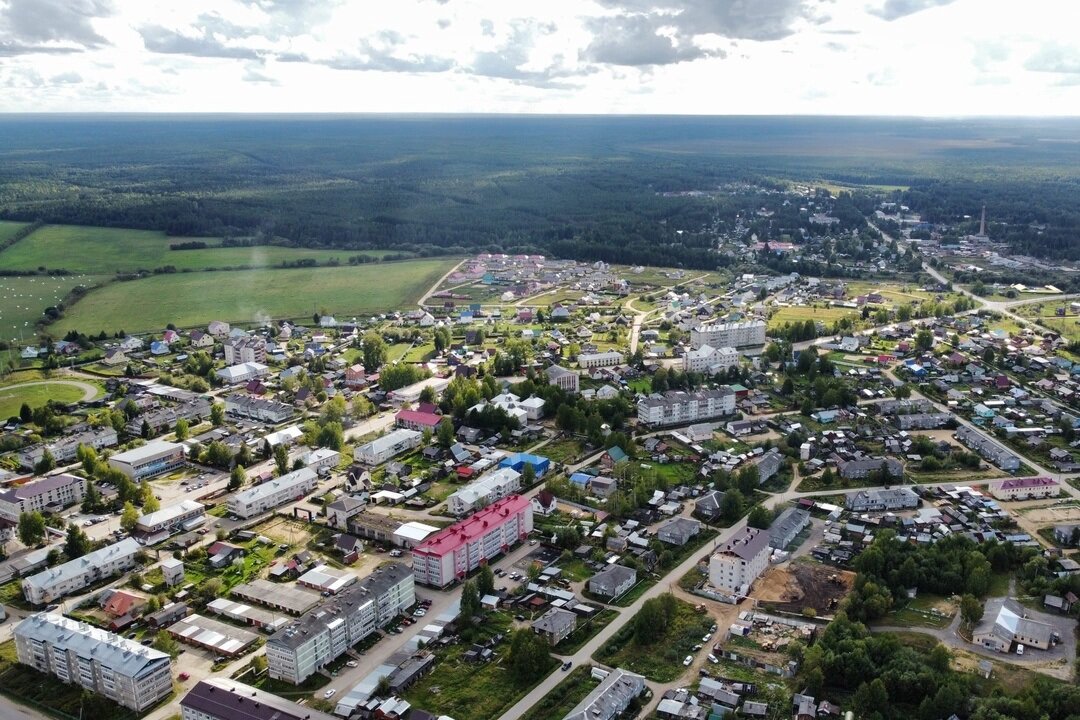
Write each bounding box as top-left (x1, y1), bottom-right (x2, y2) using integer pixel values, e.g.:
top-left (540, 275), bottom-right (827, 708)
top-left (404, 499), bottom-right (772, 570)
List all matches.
top-left (751, 561), bottom-right (855, 617)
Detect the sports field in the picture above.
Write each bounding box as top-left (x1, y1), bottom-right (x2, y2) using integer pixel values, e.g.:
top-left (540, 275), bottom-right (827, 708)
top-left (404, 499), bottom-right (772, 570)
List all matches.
top-left (0, 380), bottom-right (103, 418)
top-left (0, 224), bottom-right (397, 274)
top-left (52, 258), bottom-right (458, 335)
top-left (0, 275), bottom-right (105, 340)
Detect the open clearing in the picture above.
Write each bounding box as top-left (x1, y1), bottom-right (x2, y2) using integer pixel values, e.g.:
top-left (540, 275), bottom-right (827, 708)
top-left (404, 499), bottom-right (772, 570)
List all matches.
top-left (0, 224), bottom-right (398, 274)
top-left (753, 562), bottom-right (855, 615)
top-left (52, 258), bottom-right (458, 335)
top-left (0, 274), bottom-right (105, 339)
top-left (768, 305), bottom-right (858, 330)
top-left (0, 379), bottom-right (103, 418)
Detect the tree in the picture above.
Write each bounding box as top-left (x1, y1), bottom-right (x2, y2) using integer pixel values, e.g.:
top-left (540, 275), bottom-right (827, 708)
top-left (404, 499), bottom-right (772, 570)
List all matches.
top-left (915, 328), bottom-right (934, 351)
top-left (141, 419), bottom-right (153, 439)
top-left (436, 417), bottom-right (456, 449)
top-left (508, 629), bottom-right (552, 684)
top-left (229, 464), bottom-right (246, 491)
top-left (34, 449), bottom-right (56, 475)
top-left (853, 678), bottom-right (888, 720)
top-left (210, 402), bottom-right (225, 426)
top-left (19, 402), bottom-right (32, 423)
top-left (747, 505), bottom-right (772, 530)
top-left (476, 564), bottom-right (496, 597)
top-left (520, 462), bottom-right (536, 487)
top-left (152, 631), bottom-right (180, 658)
top-left (460, 579), bottom-right (481, 623)
top-left (120, 501), bottom-right (140, 532)
top-left (17, 511), bottom-right (46, 546)
top-left (80, 481), bottom-right (103, 513)
top-left (65, 525), bottom-right (91, 559)
top-left (142, 484), bottom-right (160, 513)
top-left (273, 443), bottom-right (290, 475)
top-left (362, 332), bottom-right (388, 371)
top-left (960, 594), bottom-right (984, 627)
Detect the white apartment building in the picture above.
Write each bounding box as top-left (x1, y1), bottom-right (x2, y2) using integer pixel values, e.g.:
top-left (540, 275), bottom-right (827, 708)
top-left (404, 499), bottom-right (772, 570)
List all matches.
top-left (708, 527), bottom-right (770, 597)
top-left (228, 467), bottom-right (319, 519)
top-left (302, 448), bottom-right (341, 473)
top-left (682, 345), bottom-right (739, 374)
top-left (690, 320), bottom-right (766, 350)
top-left (108, 439), bottom-right (186, 480)
top-left (0, 473), bottom-right (87, 523)
top-left (22, 538), bottom-right (142, 605)
top-left (353, 429), bottom-right (422, 466)
top-left (578, 351), bottom-right (624, 369)
top-left (16, 613), bottom-right (172, 712)
top-left (411, 495), bottom-right (533, 587)
top-left (637, 388), bottom-right (736, 427)
top-left (135, 500), bottom-right (206, 535)
top-left (223, 335), bottom-right (267, 365)
top-left (17, 427), bottom-right (119, 470)
top-left (445, 467), bottom-right (522, 516)
top-left (266, 563), bottom-right (414, 684)
top-left (215, 362), bottom-right (270, 385)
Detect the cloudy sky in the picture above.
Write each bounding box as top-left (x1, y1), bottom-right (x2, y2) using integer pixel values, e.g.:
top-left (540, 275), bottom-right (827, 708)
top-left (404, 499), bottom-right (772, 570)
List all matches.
top-left (0, 0), bottom-right (1077, 114)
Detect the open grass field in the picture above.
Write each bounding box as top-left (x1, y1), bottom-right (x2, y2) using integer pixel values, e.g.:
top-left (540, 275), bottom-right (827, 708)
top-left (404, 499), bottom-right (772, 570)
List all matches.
top-left (768, 305), bottom-right (858, 331)
top-left (519, 665), bottom-right (600, 720)
top-left (51, 258), bottom-right (458, 335)
top-left (0, 220), bottom-right (28, 242)
top-left (0, 225), bottom-right (400, 274)
top-left (593, 596), bottom-right (713, 681)
top-left (0, 379), bottom-right (104, 418)
top-left (0, 274), bottom-right (106, 340)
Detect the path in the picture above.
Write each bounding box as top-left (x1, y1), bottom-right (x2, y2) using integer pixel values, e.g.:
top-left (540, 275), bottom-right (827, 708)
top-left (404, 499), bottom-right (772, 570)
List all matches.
top-left (0, 379), bottom-right (99, 402)
top-left (416, 259), bottom-right (466, 309)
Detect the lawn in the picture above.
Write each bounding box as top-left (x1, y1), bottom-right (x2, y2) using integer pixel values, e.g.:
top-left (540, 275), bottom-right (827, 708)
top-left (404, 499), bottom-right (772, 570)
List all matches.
top-left (556, 609), bottom-right (619, 655)
top-left (0, 274), bottom-right (107, 341)
top-left (543, 438), bottom-right (585, 465)
top-left (404, 619), bottom-right (557, 720)
top-left (0, 379), bottom-right (104, 418)
top-left (52, 258), bottom-right (458, 335)
top-left (519, 665), bottom-right (600, 720)
top-left (593, 596), bottom-right (712, 682)
top-left (768, 305), bottom-right (858, 331)
top-left (0, 224), bottom-right (399, 274)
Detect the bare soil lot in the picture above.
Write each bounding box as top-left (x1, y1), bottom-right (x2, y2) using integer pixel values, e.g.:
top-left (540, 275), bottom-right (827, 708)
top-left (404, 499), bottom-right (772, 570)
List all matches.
top-left (753, 562), bottom-right (855, 616)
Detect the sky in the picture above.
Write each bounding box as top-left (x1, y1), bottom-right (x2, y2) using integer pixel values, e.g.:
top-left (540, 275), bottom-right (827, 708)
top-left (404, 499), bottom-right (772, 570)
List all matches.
top-left (0, 0), bottom-right (1078, 115)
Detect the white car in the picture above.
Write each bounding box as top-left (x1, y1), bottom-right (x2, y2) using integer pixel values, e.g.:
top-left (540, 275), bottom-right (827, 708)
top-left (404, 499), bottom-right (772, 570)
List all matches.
top-left (683, 655), bottom-right (693, 666)
top-left (324, 689), bottom-right (337, 699)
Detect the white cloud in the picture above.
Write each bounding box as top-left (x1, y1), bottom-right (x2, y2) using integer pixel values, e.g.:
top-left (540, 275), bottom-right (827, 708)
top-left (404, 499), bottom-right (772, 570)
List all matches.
top-left (0, 0), bottom-right (1076, 114)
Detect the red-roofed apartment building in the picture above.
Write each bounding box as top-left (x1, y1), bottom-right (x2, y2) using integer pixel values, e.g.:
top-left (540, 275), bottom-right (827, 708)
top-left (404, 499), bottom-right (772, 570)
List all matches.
top-left (395, 409), bottom-right (443, 432)
top-left (411, 495), bottom-right (533, 587)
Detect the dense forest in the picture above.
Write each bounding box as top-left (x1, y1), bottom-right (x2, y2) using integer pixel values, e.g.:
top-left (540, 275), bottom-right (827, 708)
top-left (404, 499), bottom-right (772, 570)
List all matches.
top-left (2, 116), bottom-right (1080, 265)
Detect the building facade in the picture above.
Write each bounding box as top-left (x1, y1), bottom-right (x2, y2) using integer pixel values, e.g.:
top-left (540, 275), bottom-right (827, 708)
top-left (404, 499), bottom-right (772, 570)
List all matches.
top-left (108, 440), bottom-right (186, 480)
top-left (683, 345), bottom-right (739, 374)
top-left (15, 613), bottom-right (172, 712)
top-left (989, 477), bottom-right (1060, 501)
top-left (637, 388), bottom-right (736, 427)
top-left (353, 429), bottom-right (422, 466)
top-left (228, 468), bottom-right (319, 519)
top-left (690, 320), bottom-right (766, 350)
top-left (578, 351), bottom-right (624, 369)
top-left (0, 473), bottom-right (87, 523)
top-left (266, 563), bottom-right (414, 684)
top-left (446, 467), bottom-right (522, 516)
top-left (23, 538), bottom-right (142, 605)
top-left (223, 336), bottom-right (267, 365)
top-left (708, 527), bottom-right (770, 597)
top-left (411, 495), bottom-right (533, 587)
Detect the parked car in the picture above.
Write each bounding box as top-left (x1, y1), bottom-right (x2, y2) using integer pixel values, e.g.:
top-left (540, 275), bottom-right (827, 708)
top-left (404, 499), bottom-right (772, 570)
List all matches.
top-left (324, 689), bottom-right (337, 699)
top-left (561, 661), bottom-right (572, 671)
top-left (683, 655), bottom-right (693, 666)
top-left (178, 672), bottom-right (190, 681)
top-left (346, 661), bottom-right (358, 668)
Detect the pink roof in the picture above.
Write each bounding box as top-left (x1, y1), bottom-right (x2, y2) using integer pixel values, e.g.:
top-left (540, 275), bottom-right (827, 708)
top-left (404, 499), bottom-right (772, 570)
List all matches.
top-left (396, 409), bottom-right (442, 427)
top-left (999, 477), bottom-right (1057, 490)
top-left (413, 495), bottom-right (529, 557)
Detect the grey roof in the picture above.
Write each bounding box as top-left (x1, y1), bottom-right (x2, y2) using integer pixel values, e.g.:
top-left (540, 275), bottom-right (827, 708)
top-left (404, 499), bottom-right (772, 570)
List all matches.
top-left (23, 537), bottom-right (141, 595)
top-left (181, 677), bottom-right (338, 720)
top-left (0, 473), bottom-right (83, 503)
top-left (232, 467), bottom-right (317, 506)
top-left (755, 450), bottom-right (784, 482)
top-left (232, 579), bottom-right (321, 614)
top-left (716, 527), bottom-right (769, 561)
top-left (695, 490), bottom-right (724, 514)
top-left (16, 613), bottom-right (168, 678)
top-left (589, 564), bottom-right (637, 593)
top-left (564, 668), bottom-right (646, 720)
top-left (110, 439), bottom-right (183, 464)
top-left (531, 608), bottom-right (577, 635)
top-left (974, 597), bottom-right (1054, 646)
top-left (769, 507), bottom-right (810, 548)
top-left (658, 517), bottom-right (701, 543)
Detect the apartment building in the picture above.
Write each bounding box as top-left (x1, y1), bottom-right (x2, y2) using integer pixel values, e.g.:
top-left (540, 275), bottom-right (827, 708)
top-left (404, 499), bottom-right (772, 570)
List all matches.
top-left (223, 336), bottom-right (267, 365)
top-left (637, 388), bottom-right (736, 427)
top-left (108, 440), bottom-right (186, 480)
top-left (266, 563), bottom-right (414, 684)
top-left (0, 473), bottom-right (87, 523)
top-left (17, 427), bottom-right (118, 470)
top-left (445, 467), bottom-right (522, 516)
top-left (353, 429), bottom-right (421, 466)
top-left (227, 467), bottom-right (319, 519)
top-left (181, 678), bottom-right (337, 720)
top-left (135, 500), bottom-right (206, 535)
top-left (15, 613), bottom-right (172, 712)
top-left (411, 495), bottom-right (533, 587)
top-left (23, 538), bottom-right (142, 605)
top-left (683, 344), bottom-right (739, 374)
top-left (223, 395), bottom-right (295, 423)
top-left (578, 351), bottom-right (624, 369)
top-left (844, 487), bottom-right (920, 512)
top-left (708, 527), bottom-right (770, 597)
top-left (956, 425), bottom-right (1021, 472)
top-left (690, 320), bottom-right (766, 350)
top-left (989, 477), bottom-right (1060, 501)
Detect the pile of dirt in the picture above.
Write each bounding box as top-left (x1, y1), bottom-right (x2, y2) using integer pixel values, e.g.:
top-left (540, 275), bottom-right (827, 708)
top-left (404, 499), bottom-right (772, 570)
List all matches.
top-left (754, 563), bottom-right (855, 615)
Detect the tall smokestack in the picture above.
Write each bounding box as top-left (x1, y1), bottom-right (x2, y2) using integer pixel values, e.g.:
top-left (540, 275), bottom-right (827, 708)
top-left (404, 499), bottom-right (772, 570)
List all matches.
top-left (980, 204), bottom-right (986, 236)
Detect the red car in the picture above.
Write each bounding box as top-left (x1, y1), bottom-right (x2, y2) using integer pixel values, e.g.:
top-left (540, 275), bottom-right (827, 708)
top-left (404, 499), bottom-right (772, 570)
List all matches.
top-left (178, 672), bottom-right (190, 681)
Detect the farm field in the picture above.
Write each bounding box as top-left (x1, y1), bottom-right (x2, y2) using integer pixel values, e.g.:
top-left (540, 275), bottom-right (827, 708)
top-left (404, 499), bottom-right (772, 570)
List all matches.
top-left (0, 220), bottom-right (29, 242)
top-left (768, 305), bottom-right (858, 331)
top-left (0, 274), bottom-right (106, 340)
top-left (0, 224), bottom-right (398, 274)
top-left (52, 258), bottom-right (458, 335)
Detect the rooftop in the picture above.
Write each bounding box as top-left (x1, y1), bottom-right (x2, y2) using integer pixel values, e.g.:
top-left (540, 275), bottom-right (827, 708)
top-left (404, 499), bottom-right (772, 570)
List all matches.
top-left (16, 613), bottom-right (168, 677)
top-left (181, 677), bottom-right (338, 720)
top-left (412, 495), bottom-right (531, 558)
